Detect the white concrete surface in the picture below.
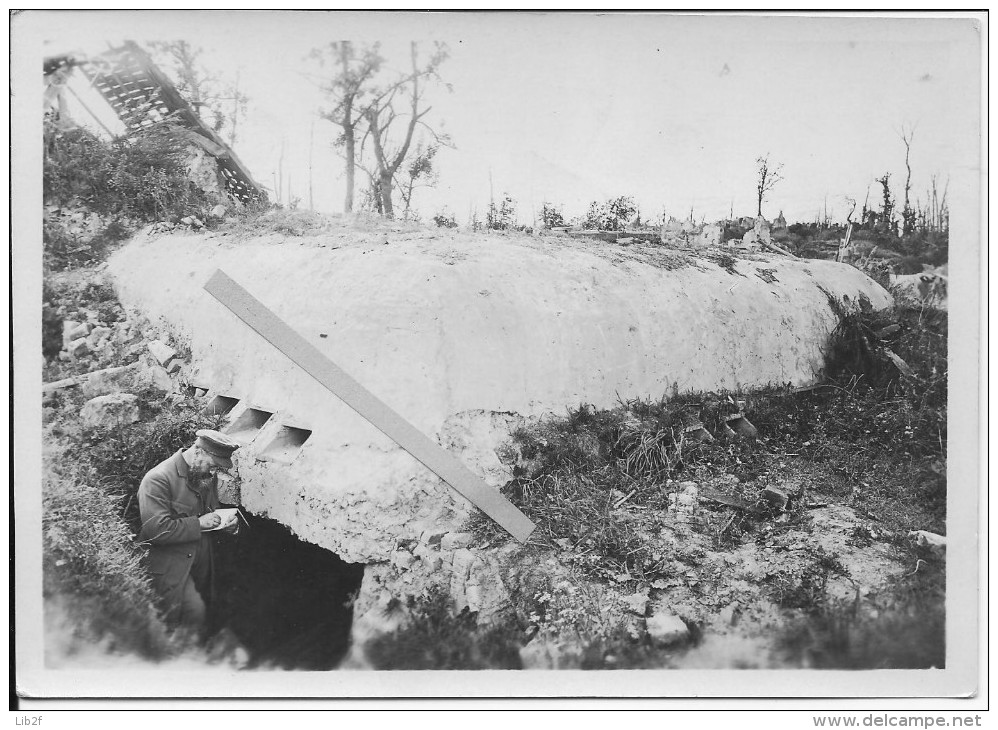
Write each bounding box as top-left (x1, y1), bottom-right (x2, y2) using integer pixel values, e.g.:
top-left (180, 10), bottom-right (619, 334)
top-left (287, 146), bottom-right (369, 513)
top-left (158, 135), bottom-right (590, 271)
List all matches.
top-left (108, 227), bottom-right (891, 562)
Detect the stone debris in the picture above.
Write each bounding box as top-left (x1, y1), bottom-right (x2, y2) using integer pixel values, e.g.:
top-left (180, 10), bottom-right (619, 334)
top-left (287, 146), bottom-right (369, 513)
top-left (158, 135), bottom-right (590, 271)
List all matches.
top-left (724, 414), bottom-right (758, 438)
top-left (166, 358), bottom-right (185, 375)
top-left (646, 607), bottom-right (691, 646)
top-left (210, 204), bottom-right (227, 218)
top-left (63, 320), bottom-right (90, 345)
top-left (695, 224), bottom-right (723, 248)
top-left (448, 548), bottom-right (511, 622)
top-left (86, 325), bottom-right (112, 349)
top-left (180, 215), bottom-right (205, 229)
top-left (668, 481), bottom-right (699, 519)
top-left (440, 531), bottom-right (474, 550)
top-left (68, 337), bottom-right (90, 358)
top-left (908, 530), bottom-right (946, 555)
top-left (519, 637), bottom-right (586, 670)
top-left (80, 393), bottom-right (140, 430)
top-left (390, 549), bottom-right (416, 571)
top-left (761, 486), bottom-right (789, 511)
top-left (147, 339), bottom-right (177, 367)
top-left (621, 588), bottom-right (650, 615)
top-left (137, 364), bottom-right (174, 393)
top-left (80, 362), bottom-right (143, 398)
top-left (418, 529), bottom-right (446, 546)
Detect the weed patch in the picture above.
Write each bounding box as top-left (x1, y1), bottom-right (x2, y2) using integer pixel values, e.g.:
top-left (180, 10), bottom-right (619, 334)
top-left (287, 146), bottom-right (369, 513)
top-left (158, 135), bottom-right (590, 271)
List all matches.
top-left (365, 589), bottom-right (524, 669)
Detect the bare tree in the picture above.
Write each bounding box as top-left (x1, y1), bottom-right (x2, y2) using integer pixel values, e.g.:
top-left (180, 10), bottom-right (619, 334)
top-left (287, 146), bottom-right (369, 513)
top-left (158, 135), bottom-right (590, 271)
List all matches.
top-left (876, 173), bottom-right (894, 233)
top-left (755, 154), bottom-right (784, 217)
top-left (147, 41), bottom-right (249, 144)
top-left (310, 42), bottom-right (383, 213)
top-left (397, 143), bottom-right (439, 221)
top-left (362, 42), bottom-right (451, 218)
top-left (844, 196), bottom-right (857, 224)
top-left (898, 124), bottom-right (917, 236)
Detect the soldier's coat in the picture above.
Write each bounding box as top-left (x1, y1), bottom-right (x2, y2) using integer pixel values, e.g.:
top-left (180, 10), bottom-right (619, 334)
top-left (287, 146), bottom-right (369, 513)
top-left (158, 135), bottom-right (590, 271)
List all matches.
top-left (137, 450), bottom-right (220, 616)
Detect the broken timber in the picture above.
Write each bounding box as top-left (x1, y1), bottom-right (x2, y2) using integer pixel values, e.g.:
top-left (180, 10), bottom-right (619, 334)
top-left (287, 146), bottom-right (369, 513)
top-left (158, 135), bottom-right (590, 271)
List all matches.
top-left (64, 41), bottom-right (263, 203)
top-left (203, 269), bottom-right (536, 543)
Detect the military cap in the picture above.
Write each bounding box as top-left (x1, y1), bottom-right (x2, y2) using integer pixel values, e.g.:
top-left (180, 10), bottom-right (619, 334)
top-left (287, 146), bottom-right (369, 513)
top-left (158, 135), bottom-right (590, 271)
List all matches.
top-left (195, 429), bottom-right (241, 470)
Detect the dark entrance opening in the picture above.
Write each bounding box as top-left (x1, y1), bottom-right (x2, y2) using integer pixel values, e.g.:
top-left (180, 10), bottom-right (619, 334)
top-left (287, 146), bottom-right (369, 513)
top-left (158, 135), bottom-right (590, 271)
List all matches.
top-left (211, 511), bottom-right (365, 670)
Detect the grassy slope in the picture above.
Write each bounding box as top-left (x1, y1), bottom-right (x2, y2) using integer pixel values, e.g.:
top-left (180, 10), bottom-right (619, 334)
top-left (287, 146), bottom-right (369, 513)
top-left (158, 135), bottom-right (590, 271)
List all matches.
top-left (374, 295), bottom-right (947, 670)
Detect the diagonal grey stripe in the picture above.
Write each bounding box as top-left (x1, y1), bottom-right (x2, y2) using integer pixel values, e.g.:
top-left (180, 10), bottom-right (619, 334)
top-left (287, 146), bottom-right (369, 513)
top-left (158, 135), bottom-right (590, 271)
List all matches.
top-left (204, 269), bottom-right (536, 543)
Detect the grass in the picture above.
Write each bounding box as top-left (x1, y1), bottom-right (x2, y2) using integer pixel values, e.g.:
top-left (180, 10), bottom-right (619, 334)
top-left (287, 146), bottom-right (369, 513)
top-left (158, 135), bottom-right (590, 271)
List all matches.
top-left (364, 589), bottom-right (524, 669)
top-left (461, 297), bottom-right (948, 668)
top-left (43, 469), bottom-right (174, 658)
top-left (775, 545), bottom-right (945, 669)
top-left (41, 269), bottom-right (228, 659)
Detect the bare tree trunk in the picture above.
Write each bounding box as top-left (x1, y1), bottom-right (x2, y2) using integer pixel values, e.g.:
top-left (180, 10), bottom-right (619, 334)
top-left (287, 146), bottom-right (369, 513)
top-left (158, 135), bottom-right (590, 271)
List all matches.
top-left (228, 69), bottom-right (241, 147)
top-left (344, 130), bottom-right (356, 213)
top-left (901, 127), bottom-right (915, 235)
top-left (379, 171), bottom-right (395, 218)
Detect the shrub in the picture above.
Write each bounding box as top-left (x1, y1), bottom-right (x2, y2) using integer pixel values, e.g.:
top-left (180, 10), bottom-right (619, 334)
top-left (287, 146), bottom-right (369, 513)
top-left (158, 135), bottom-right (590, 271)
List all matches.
top-left (775, 549), bottom-right (945, 668)
top-left (540, 202), bottom-right (565, 229)
top-left (43, 117), bottom-right (218, 268)
top-left (487, 193), bottom-right (518, 231)
top-left (432, 211), bottom-right (458, 228)
top-left (44, 119), bottom-right (215, 222)
top-left (78, 399), bottom-right (223, 534)
top-left (583, 196), bottom-right (637, 232)
top-left (364, 589), bottom-right (523, 669)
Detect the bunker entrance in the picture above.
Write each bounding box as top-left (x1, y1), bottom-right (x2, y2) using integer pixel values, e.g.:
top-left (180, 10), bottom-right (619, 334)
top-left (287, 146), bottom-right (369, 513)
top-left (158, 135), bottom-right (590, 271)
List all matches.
top-left (211, 511), bottom-right (364, 670)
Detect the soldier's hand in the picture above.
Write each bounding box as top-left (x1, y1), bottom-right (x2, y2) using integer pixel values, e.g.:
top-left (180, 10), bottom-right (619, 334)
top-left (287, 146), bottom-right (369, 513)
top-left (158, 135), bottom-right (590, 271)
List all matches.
top-left (199, 513), bottom-right (221, 530)
top-left (220, 516), bottom-right (239, 535)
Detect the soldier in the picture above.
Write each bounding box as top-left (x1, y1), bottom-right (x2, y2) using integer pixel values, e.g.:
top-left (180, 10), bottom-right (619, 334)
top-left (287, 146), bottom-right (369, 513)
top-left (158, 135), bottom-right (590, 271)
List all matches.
top-left (137, 429), bottom-right (241, 636)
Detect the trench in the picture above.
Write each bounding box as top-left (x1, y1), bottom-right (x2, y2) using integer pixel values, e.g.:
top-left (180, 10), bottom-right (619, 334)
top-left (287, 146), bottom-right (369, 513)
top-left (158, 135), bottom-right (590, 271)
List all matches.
top-left (209, 511), bottom-right (365, 670)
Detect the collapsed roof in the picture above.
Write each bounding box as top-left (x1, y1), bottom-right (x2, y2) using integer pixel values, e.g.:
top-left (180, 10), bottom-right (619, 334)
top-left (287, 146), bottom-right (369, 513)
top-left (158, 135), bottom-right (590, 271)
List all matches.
top-left (43, 41), bottom-right (263, 204)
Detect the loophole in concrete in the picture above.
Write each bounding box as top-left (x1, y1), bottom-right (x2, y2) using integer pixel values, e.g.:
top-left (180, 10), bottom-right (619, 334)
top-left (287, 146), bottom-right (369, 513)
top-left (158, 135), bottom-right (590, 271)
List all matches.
top-left (224, 407), bottom-right (274, 443)
top-left (205, 394), bottom-right (239, 417)
top-left (258, 425), bottom-right (311, 463)
top-left (211, 511), bottom-right (364, 670)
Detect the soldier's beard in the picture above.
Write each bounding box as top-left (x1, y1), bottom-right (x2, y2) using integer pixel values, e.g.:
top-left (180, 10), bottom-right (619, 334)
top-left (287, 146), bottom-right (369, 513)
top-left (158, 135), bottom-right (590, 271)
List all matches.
top-left (190, 463), bottom-right (213, 480)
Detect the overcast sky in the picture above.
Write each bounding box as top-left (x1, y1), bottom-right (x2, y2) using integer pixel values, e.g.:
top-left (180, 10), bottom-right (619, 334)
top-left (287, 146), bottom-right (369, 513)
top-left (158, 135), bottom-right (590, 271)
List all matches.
top-left (33, 10), bottom-right (982, 225)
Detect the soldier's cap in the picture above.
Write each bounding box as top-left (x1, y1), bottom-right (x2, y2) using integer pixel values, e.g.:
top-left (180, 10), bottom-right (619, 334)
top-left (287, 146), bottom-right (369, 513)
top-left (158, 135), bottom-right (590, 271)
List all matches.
top-left (195, 429), bottom-right (240, 470)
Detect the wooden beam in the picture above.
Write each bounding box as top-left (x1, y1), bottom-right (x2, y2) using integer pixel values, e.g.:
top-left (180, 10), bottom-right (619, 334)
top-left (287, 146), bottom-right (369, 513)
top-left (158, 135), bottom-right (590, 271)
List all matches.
top-left (203, 269), bottom-right (537, 544)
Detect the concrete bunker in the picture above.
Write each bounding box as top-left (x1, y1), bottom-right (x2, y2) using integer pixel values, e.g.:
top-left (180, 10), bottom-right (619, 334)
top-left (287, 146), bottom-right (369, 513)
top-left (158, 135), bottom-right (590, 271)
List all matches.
top-left (109, 227), bottom-right (893, 658)
top-left (110, 229), bottom-right (893, 564)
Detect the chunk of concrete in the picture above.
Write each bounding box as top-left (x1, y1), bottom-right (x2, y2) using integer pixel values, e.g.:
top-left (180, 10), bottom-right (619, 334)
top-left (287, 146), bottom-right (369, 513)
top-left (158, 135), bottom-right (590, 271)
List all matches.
top-left (166, 359), bottom-right (185, 375)
top-left (63, 320), bottom-right (90, 345)
top-left (390, 549), bottom-right (415, 571)
top-left (440, 532), bottom-right (474, 550)
top-left (646, 609), bottom-right (690, 646)
top-left (68, 337), bottom-right (90, 358)
top-left (761, 486), bottom-right (789, 511)
top-left (147, 339), bottom-right (177, 367)
top-left (137, 364), bottom-right (174, 393)
top-left (419, 529), bottom-right (447, 546)
top-left (909, 530), bottom-right (945, 555)
top-left (81, 362), bottom-right (143, 398)
top-left (210, 204), bottom-right (227, 219)
top-left (725, 414), bottom-right (758, 438)
top-left (80, 393), bottom-right (140, 430)
top-left (87, 326), bottom-right (112, 348)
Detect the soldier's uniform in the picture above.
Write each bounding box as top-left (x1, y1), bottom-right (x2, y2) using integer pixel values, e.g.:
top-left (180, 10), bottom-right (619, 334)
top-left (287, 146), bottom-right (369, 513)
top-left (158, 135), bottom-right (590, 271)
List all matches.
top-left (137, 430), bottom-right (240, 629)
